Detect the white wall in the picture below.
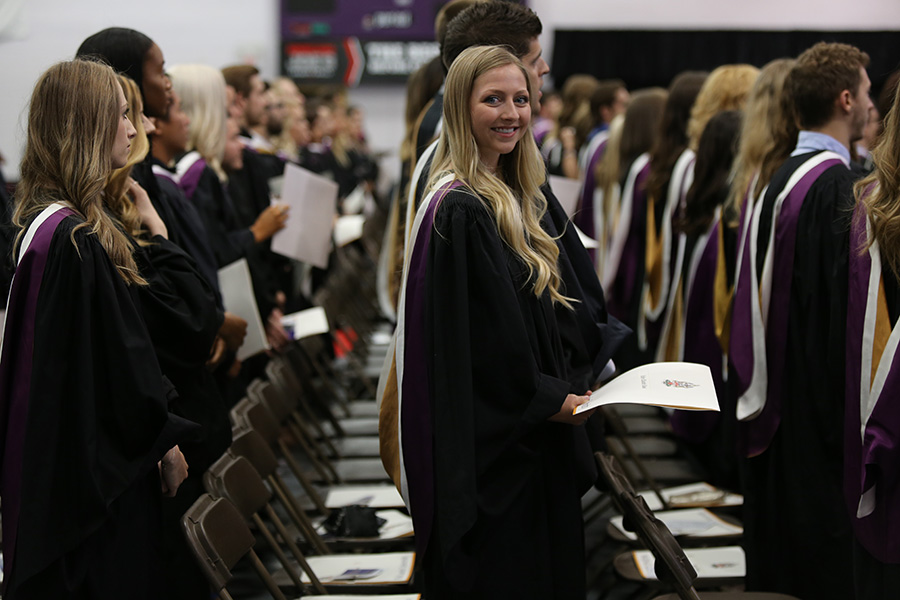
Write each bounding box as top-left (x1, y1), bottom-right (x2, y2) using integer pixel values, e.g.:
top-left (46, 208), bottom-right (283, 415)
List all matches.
top-left (0, 0), bottom-right (280, 181)
top-left (2, 0), bottom-right (899, 181)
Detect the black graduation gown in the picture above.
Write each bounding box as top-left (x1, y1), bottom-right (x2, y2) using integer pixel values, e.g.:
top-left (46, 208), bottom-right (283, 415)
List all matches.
top-left (149, 159), bottom-right (223, 304)
top-left (184, 162), bottom-right (277, 318)
top-left (0, 210), bottom-right (195, 599)
top-left (419, 189), bottom-right (607, 599)
top-left (132, 235), bottom-right (228, 472)
top-left (228, 148), bottom-right (295, 301)
top-left (130, 234), bottom-right (230, 600)
top-left (850, 250), bottom-right (900, 598)
top-left (742, 152), bottom-right (857, 599)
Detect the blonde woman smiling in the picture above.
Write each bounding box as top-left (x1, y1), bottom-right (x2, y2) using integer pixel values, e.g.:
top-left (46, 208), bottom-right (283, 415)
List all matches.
top-left (382, 45), bottom-right (622, 599)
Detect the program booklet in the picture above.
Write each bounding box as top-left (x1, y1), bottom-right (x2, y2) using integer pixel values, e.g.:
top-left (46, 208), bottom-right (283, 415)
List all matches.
top-left (574, 362), bottom-right (719, 415)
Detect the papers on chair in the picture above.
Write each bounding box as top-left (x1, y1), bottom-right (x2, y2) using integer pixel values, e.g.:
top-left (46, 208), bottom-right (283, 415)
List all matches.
top-left (611, 508), bottom-right (742, 541)
top-left (639, 482), bottom-right (744, 511)
top-left (281, 306), bottom-right (330, 341)
top-left (574, 362), bottom-right (719, 415)
top-left (334, 214), bottom-right (365, 247)
top-left (302, 552), bottom-right (416, 585)
top-left (217, 258), bottom-right (269, 360)
top-left (549, 174), bottom-right (581, 218)
top-left (342, 185), bottom-right (368, 215)
top-left (306, 596), bottom-right (420, 600)
top-left (632, 546), bottom-right (745, 580)
top-left (325, 485), bottom-right (405, 509)
top-left (271, 162), bottom-right (339, 268)
top-left (376, 509), bottom-right (415, 538)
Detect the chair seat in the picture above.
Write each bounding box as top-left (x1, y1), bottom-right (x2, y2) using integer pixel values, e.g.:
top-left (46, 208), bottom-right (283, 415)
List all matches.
top-left (344, 400), bottom-right (380, 418)
top-left (303, 594), bottom-right (422, 600)
top-left (639, 482), bottom-right (743, 512)
top-left (330, 436), bottom-right (381, 457)
top-left (653, 594), bottom-right (801, 599)
top-left (608, 435), bottom-right (679, 457)
top-left (324, 484), bottom-right (406, 509)
top-left (607, 507), bottom-right (742, 547)
top-left (620, 416), bottom-right (671, 435)
top-left (622, 457), bottom-right (706, 485)
top-left (299, 551), bottom-right (416, 586)
top-left (615, 545), bottom-right (745, 588)
top-left (303, 457), bottom-right (389, 484)
top-left (320, 418), bottom-right (380, 438)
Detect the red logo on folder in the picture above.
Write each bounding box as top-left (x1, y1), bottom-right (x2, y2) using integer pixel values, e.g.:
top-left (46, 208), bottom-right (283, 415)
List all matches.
top-left (663, 379), bottom-right (698, 389)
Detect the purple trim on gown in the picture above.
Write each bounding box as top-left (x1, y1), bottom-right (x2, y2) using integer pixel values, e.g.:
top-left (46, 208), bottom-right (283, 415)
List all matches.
top-left (845, 200), bottom-right (900, 564)
top-left (573, 137), bottom-right (608, 263)
top-left (670, 220), bottom-right (724, 443)
top-left (400, 180), bottom-right (463, 558)
top-left (0, 207), bottom-right (75, 585)
top-left (178, 157), bottom-right (208, 201)
top-left (606, 162), bottom-right (651, 322)
top-left (732, 158), bottom-right (842, 456)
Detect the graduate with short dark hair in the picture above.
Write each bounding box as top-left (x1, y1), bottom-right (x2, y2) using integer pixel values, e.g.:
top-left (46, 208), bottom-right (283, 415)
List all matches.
top-left (731, 41), bottom-right (872, 598)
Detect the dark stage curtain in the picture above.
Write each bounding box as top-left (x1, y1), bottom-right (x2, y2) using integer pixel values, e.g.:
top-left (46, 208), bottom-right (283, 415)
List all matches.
top-left (551, 30), bottom-right (900, 97)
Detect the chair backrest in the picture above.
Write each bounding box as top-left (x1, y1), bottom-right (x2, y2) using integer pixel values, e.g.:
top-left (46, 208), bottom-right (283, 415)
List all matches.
top-left (181, 493), bottom-right (257, 594)
top-left (204, 453), bottom-right (272, 519)
top-left (249, 378), bottom-right (296, 421)
top-left (231, 396), bottom-right (281, 444)
top-left (266, 355), bottom-right (304, 399)
top-left (596, 452), bottom-right (700, 599)
top-left (228, 428), bottom-right (280, 479)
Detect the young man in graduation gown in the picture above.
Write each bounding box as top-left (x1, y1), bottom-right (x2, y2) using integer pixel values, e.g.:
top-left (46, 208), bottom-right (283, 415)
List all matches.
top-left (730, 42), bottom-right (872, 599)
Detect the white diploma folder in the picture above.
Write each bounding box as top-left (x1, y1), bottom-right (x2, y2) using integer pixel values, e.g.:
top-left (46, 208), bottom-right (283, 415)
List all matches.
top-left (281, 306), bottom-right (330, 341)
top-left (548, 175), bottom-right (581, 218)
top-left (334, 214), bottom-right (366, 247)
top-left (217, 258), bottom-right (269, 361)
top-left (271, 162), bottom-right (339, 268)
top-left (574, 362), bottom-right (719, 415)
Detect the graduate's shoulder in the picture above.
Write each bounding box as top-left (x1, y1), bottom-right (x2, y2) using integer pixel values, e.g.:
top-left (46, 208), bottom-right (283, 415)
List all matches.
top-left (433, 183), bottom-right (492, 223)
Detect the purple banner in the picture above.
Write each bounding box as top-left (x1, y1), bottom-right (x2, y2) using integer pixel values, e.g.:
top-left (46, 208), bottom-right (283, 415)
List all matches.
top-left (281, 0), bottom-right (526, 84)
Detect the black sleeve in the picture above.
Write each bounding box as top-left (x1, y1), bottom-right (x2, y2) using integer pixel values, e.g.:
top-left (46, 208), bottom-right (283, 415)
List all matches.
top-left (133, 235), bottom-right (223, 372)
top-left (543, 182), bottom-right (630, 389)
top-left (191, 171), bottom-right (255, 268)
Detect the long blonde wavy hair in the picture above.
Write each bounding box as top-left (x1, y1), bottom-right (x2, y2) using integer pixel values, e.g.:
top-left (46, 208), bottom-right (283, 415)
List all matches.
top-left (725, 59), bottom-right (797, 223)
top-left (428, 45), bottom-right (573, 307)
top-left (857, 75), bottom-right (900, 279)
top-left (105, 75), bottom-right (148, 241)
top-left (168, 64), bottom-right (228, 179)
top-left (686, 64), bottom-right (759, 151)
top-left (14, 59), bottom-right (146, 285)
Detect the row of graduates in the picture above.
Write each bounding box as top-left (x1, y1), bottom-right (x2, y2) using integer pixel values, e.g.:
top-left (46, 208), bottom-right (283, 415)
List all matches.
top-left (0, 26), bottom-right (380, 600)
top-left (555, 40), bottom-right (900, 599)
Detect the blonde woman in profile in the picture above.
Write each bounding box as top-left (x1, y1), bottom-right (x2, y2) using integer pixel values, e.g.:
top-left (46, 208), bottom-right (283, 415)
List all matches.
top-left (380, 45), bottom-right (623, 599)
top-left (845, 76), bottom-right (900, 600)
top-left (0, 59), bottom-right (192, 599)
